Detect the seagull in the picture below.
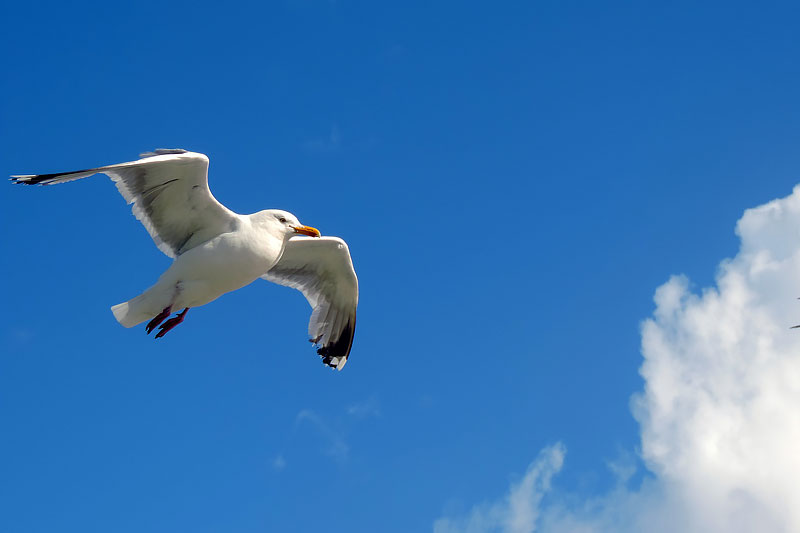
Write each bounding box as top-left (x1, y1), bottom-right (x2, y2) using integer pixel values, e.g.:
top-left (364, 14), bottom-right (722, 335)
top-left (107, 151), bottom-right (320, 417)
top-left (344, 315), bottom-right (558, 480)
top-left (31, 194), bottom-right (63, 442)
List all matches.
top-left (11, 149), bottom-right (358, 370)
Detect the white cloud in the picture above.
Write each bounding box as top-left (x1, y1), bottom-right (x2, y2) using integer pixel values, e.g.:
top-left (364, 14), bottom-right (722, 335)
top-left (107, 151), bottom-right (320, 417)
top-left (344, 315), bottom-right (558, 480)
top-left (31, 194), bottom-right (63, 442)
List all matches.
top-left (436, 186), bottom-right (800, 533)
top-left (274, 399), bottom-right (381, 467)
top-left (295, 408), bottom-right (349, 462)
top-left (346, 396), bottom-right (381, 418)
top-left (433, 444), bottom-right (565, 533)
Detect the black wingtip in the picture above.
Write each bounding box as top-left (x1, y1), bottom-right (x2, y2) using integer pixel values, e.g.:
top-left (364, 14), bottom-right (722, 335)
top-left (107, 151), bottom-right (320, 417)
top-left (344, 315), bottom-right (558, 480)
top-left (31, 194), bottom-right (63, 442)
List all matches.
top-left (9, 167), bottom-right (95, 186)
top-left (315, 318), bottom-right (356, 370)
top-left (14, 173), bottom-right (58, 185)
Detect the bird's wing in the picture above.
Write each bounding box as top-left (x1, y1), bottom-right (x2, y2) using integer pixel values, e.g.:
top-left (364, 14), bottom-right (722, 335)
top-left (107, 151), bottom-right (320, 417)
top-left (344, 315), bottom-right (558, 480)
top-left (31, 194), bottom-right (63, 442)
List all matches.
top-left (11, 149), bottom-right (237, 257)
top-left (262, 236), bottom-right (358, 370)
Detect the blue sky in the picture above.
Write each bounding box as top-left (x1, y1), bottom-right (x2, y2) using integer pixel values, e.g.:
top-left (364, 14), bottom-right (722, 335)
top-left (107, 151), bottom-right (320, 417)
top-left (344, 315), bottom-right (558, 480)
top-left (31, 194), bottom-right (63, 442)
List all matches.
top-left (3, 2), bottom-right (800, 532)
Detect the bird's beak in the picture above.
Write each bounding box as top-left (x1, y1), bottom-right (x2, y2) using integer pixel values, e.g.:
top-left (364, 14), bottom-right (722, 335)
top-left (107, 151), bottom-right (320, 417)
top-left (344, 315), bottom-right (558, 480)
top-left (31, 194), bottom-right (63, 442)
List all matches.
top-left (292, 225), bottom-right (321, 238)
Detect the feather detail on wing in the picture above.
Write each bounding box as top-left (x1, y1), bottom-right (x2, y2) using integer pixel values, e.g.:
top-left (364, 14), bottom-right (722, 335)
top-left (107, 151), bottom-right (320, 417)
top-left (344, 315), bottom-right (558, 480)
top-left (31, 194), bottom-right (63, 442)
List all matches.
top-left (262, 236), bottom-right (358, 370)
top-left (11, 150), bottom-right (238, 257)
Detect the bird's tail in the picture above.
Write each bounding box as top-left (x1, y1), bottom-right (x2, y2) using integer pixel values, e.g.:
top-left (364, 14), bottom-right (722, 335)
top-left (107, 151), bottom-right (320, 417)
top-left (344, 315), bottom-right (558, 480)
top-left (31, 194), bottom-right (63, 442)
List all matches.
top-left (111, 294), bottom-right (153, 328)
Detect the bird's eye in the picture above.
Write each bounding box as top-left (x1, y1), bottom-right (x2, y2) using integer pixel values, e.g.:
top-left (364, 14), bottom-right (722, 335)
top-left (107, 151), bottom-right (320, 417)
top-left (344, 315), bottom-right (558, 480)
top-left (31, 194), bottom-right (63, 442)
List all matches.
top-left (279, 217), bottom-right (286, 223)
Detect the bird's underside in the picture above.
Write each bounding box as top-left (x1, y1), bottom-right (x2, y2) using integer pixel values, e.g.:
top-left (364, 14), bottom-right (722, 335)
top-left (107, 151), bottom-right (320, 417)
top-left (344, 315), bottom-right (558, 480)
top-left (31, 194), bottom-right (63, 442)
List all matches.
top-left (11, 149), bottom-right (359, 370)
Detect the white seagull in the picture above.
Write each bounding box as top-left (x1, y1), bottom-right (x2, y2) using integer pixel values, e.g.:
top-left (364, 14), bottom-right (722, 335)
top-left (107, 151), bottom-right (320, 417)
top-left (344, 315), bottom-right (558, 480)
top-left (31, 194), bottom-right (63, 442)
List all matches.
top-left (11, 149), bottom-right (358, 370)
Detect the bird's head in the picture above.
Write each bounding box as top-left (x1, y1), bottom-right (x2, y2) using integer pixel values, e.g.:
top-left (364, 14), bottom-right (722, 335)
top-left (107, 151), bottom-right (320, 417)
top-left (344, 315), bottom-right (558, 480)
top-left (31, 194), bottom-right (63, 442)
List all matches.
top-left (255, 209), bottom-right (321, 240)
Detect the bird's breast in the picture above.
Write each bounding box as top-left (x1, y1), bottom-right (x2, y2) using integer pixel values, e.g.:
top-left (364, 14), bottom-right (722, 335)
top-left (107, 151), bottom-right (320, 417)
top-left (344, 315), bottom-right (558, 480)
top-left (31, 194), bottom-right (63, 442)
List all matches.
top-left (172, 230), bottom-right (283, 289)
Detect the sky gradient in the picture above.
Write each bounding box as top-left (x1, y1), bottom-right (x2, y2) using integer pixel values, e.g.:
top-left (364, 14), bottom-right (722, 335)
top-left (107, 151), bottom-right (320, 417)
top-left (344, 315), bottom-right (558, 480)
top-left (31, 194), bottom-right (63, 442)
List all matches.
top-left (3, 2), bottom-right (800, 532)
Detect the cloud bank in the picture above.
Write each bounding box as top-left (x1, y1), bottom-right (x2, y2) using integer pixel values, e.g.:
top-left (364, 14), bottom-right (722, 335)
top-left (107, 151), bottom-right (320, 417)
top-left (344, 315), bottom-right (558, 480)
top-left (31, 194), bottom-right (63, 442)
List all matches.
top-left (436, 186), bottom-right (800, 532)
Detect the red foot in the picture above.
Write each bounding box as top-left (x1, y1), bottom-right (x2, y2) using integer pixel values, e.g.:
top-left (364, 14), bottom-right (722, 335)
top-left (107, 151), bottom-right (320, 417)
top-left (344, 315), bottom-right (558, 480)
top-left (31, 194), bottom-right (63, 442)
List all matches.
top-left (146, 306), bottom-right (172, 334)
top-left (154, 308), bottom-right (189, 339)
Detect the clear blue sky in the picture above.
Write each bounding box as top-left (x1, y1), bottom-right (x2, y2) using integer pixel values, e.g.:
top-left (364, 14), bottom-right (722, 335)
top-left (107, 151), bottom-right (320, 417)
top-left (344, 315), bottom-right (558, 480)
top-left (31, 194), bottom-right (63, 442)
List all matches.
top-left (2, 2), bottom-right (800, 532)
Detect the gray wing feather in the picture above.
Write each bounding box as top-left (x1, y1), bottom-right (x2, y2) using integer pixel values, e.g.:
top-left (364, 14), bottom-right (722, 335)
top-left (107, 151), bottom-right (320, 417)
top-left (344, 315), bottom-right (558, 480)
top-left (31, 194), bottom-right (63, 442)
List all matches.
top-left (11, 150), bottom-right (237, 257)
top-left (262, 236), bottom-right (358, 370)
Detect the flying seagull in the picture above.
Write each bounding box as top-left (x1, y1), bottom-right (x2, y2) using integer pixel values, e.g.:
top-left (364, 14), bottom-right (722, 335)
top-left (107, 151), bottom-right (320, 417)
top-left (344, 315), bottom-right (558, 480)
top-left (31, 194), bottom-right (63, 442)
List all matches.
top-left (11, 149), bottom-right (358, 370)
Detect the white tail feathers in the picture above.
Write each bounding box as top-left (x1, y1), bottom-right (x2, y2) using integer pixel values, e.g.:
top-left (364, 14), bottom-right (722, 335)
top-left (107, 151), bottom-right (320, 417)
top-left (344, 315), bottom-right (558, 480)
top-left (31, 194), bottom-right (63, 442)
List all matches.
top-left (111, 282), bottom-right (174, 328)
top-left (111, 298), bottom-right (152, 328)
top-left (111, 302), bottom-right (135, 327)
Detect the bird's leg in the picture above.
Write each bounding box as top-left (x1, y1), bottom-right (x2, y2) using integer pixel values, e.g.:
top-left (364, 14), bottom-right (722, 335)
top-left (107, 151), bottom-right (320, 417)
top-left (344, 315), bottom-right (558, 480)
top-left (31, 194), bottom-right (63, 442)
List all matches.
top-left (146, 306), bottom-right (172, 334)
top-left (154, 308), bottom-right (190, 339)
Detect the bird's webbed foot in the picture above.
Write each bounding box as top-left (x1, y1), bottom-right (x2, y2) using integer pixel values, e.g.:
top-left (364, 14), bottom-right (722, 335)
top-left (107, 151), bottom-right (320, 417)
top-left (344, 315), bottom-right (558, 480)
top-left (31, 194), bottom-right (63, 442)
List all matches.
top-left (154, 308), bottom-right (190, 339)
top-left (146, 306), bottom-right (172, 334)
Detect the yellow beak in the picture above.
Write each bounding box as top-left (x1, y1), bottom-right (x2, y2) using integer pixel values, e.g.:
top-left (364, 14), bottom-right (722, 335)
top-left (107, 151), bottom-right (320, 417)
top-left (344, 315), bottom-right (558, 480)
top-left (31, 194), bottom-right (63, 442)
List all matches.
top-left (291, 225), bottom-right (321, 238)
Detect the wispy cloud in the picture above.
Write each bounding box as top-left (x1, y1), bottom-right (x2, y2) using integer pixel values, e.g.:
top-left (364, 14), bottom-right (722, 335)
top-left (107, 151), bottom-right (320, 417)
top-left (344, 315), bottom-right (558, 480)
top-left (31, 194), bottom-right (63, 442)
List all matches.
top-left (272, 395), bottom-right (383, 468)
top-left (346, 396), bottom-right (381, 419)
top-left (434, 444), bottom-right (565, 533)
top-left (435, 186), bottom-right (800, 532)
top-left (295, 408), bottom-right (349, 462)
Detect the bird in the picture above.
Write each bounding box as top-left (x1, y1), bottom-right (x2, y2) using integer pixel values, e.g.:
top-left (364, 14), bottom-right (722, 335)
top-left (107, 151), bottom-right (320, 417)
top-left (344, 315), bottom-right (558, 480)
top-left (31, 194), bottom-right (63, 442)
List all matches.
top-left (11, 149), bottom-right (358, 370)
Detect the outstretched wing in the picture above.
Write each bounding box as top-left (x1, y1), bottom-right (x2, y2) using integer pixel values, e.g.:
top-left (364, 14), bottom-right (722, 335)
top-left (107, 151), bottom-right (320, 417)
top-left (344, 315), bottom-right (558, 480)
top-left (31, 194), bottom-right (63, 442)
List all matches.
top-left (11, 149), bottom-right (237, 257)
top-left (262, 236), bottom-right (358, 370)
